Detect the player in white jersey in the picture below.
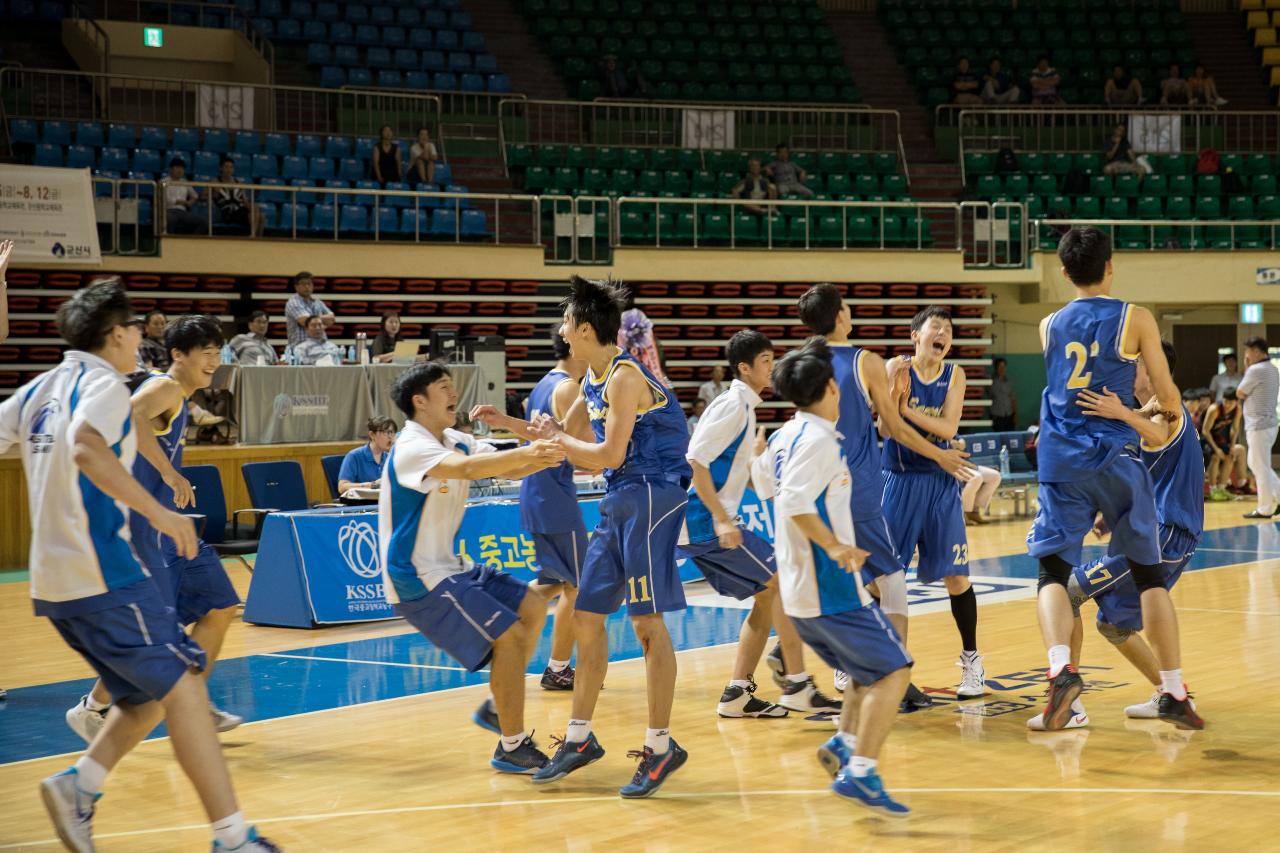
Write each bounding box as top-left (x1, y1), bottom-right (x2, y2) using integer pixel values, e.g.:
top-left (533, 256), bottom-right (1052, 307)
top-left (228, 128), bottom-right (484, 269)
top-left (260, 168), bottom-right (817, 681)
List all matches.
top-left (0, 280), bottom-right (280, 852)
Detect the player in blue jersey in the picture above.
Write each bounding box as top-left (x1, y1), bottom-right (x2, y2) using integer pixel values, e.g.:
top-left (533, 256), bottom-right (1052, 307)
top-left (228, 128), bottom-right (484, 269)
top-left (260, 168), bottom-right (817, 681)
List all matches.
top-left (530, 276), bottom-right (693, 798)
top-left (1027, 340), bottom-right (1205, 730)
top-left (0, 280), bottom-right (280, 853)
top-left (881, 307), bottom-right (985, 699)
top-left (755, 338), bottom-right (914, 816)
top-left (66, 315), bottom-right (245, 743)
top-left (1030, 227), bottom-right (1200, 731)
top-left (471, 326), bottom-right (590, 691)
top-left (379, 362), bottom-right (566, 775)
top-left (795, 283), bottom-right (971, 708)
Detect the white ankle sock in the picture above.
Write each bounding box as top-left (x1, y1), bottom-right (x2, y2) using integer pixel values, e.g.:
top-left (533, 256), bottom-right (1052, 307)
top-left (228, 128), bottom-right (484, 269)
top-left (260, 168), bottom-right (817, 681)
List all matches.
top-left (547, 658), bottom-right (570, 673)
top-left (785, 671), bottom-right (810, 685)
top-left (566, 719), bottom-right (592, 743)
top-left (1159, 670), bottom-right (1187, 700)
top-left (1047, 645), bottom-right (1071, 677)
top-left (212, 811), bottom-right (248, 849)
top-left (85, 695), bottom-right (110, 713)
top-left (838, 732), bottom-right (857, 751)
top-left (1071, 698), bottom-right (1086, 714)
top-left (846, 756), bottom-right (877, 778)
top-left (500, 732), bottom-right (527, 752)
top-left (729, 678), bottom-right (752, 690)
top-left (72, 756), bottom-right (107, 794)
top-left (645, 727), bottom-right (670, 754)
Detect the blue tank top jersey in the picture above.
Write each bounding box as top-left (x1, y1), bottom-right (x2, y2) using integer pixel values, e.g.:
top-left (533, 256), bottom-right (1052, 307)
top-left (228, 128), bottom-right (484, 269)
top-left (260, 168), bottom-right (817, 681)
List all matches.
top-left (519, 368), bottom-right (582, 533)
top-left (1142, 406), bottom-right (1205, 538)
top-left (830, 343), bottom-right (881, 520)
top-left (128, 373), bottom-right (189, 569)
top-left (583, 351), bottom-right (692, 489)
top-left (1038, 297), bottom-right (1140, 483)
top-left (882, 359), bottom-right (956, 474)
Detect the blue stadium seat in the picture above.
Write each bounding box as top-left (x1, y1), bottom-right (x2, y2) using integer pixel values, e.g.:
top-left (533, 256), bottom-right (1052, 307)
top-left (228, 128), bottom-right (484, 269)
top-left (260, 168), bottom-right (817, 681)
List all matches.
top-left (288, 177), bottom-right (315, 189)
top-left (378, 70), bottom-right (403, 88)
top-left (265, 133), bottom-right (291, 157)
top-left (449, 10), bottom-right (472, 29)
top-left (435, 30), bottom-right (459, 51)
top-left (401, 208), bottom-right (428, 236)
top-left (242, 461), bottom-right (310, 512)
top-left (276, 202), bottom-right (310, 232)
top-left (355, 24), bottom-right (379, 45)
top-left (460, 73), bottom-right (484, 92)
top-left (399, 7), bottom-right (421, 26)
top-left (288, 0), bottom-right (311, 18)
top-left (75, 121), bottom-right (104, 147)
top-left (383, 181), bottom-right (411, 206)
top-left (368, 47), bottom-right (392, 68)
top-left (343, 1), bottom-right (367, 22)
top-left (93, 171), bottom-right (120, 195)
top-left (9, 119), bottom-right (39, 144)
top-left (310, 203), bottom-right (336, 234)
top-left (126, 173), bottom-right (156, 196)
top-left (334, 44), bottom-right (359, 66)
top-left (430, 208), bottom-right (457, 237)
top-left (131, 148), bottom-right (161, 174)
top-left (373, 205), bottom-right (401, 237)
top-left (406, 71), bottom-right (430, 89)
top-left (295, 135), bottom-right (322, 158)
top-left (252, 153), bottom-right (278, 178)
top-left (462, 32), bottom-right (485, 53)
top-left (227, 151), bottom-right (250, 175)
top-left (42, 120), bottom-right (71, 145)
top-left (423, 9), bottom-right (446, 28)
top-left (421, 50), bottom-right (445, 71)
top-left (139, 126), bottom-right (167, 149)
top-left (322, 179), bottom-right (349, 204)
top-left (302, 20), bottom-right (326, 43)
top-left (415, 182), bottom-right (441, 208)
top-left (488, 73), bottom-right (511, 92)
top-left (384, 26), bottom-right (405, 47)
top-left (370, 4), bottom-right (392, 25)
top-left (282, 155), bottom-right (308, 180)
top-left (460, 208), bottom-right (487, 237)
top-left (193, 150), bottom-right (221, 176)
top-left (66, 144), bottom-right (94, 169)
top-left (339, 157), bottom-right (365, 182)
top-left (434, 162), bottom-right (452, 185)
top-left (354, 137), bottom-right (376, 161)
top-left (203, 129), bottom-right (230, 153)
top-left (325, 136), bottom-right (352, 160)
top-left (309, 156), bottom-right (335, 181)
top-left (408, 28), bottom-right (432, 50)
top-left (444, 183), bottom-right (468, 206)
top-left (107, 123), bottom-right (133, 148)
top-left (394, 48), bottom-right (418, 70)
top-left (164, 149), bottom-right (192, 169)
top-left (474, 53), bottom-right (498, 74)
top-left (258, 0), bottom-right (282, 16)
top-left (308, 43), bottom-right (332, 66)
top-left (353, 179), bottom-right (378, 205)
top-left (315, 0), bottom-right (338, 21)
top-left (339, 204), bottom-right (369, 233)
top-left (172, 127), bottom-right (199, 151)
top-left (348, 67), bottom-right (373, 87)
top-left (329, 21), bottom-right (353, 42)
top-left (320, 66), bottom-right (346, 88)
top-left (448, 52), bottom-right (472, 72)
top-left (10, 0), bottom-right (37, 20)
top-left (432, 72), bottom-right (458, 90)
top-left (276, 18), bottom-right (301, 40)
top-left (234, 131), bottom-right (260, 154)
top-left (99, 147), bottom-right (128, 172)
top-left (258, 176), bottom-right (287, 202)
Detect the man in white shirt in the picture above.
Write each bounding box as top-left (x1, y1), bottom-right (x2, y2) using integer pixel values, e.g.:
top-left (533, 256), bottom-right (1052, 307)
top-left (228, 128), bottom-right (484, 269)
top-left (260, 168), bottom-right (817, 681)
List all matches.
top-left (284, 271), bottom-right (336, 348)
top-left (163, 158), bottom-right (201, 234)
top-left (697, 364), bottom-right (728, 405)
top-left (1209, 352), bottom-right (1242, 402)
top-left (379, 362), bottom-right (565, 774)
top-left (753, 338), bottom-right (913, 817)
top-left (1235, 336), bottom-right (1280, 518)
top-left (0, 279), bottom-right (278, 852)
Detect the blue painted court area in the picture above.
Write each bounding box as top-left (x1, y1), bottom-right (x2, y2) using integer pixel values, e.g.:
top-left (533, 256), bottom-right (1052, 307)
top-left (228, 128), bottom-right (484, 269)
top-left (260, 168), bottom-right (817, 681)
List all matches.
top-left (1, 523), bottom-right (1275, 766)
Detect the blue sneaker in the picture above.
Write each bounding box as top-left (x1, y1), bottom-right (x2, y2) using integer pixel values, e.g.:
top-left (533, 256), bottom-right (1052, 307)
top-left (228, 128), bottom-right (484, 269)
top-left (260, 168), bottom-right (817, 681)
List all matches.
top-left (211, 825), bottom-right (284, 851)
top-left (618, 739), bottom-right (688, 799)
top-left (831, 768), bottom-right (910, 817)
top-left (531, 732), bottom-right (606, 784)
top-left (491, 735), bottom-right (551, 774)
top-left (817, 734), bottom-right (853, 778)
top-left (472, 698), bottom-right (501, 734)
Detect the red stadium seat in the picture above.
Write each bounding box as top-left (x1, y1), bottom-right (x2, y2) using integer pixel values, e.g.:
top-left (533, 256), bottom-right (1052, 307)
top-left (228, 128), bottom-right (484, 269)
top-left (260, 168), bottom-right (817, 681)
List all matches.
top-left (7, 271), bottom-right (40, 287)
top-left (470, 325), bottom-right (500, 337)
top-left (922, 285), bottom-right (952, 298)
top-left (442, 302), bottom-right (473, 315)
top-left (261, 300), bottom-right (287, 314)
top-left (664, 346), bottom-right (688, 359)
top-left (336, 301), bottom-right (367, 315)
top-left (372, 301), bottom-right (407, 314)
top-left (476, 280), bottom-right (507, 293)
top-left (854, 305), bottom-right (886, 317)
top-left (509, 281), bottom-right (539, 295)
top-left (6, 296), bottom-right (38, 312)
top-left (203, 276), bottom-right (236, 291)
top-left (368, 279), bottom-right (401, 292)
top-left (749, 304), bottom-right (779, 317)
top-left (681, 304), bottom-right (709, 318)
top-left (477, 302), bottom-right (504, 315)
top-left (195, 300), bottom-right (230, 314)
top-left (675, 283), bottom-right (709, 297)
top-left (887, 305), bottom-right (916, 317)
top-left (124, 274), bottom-right (162, 290)
top-left (781, 283), bottom-right (811, 297)
top-left (687, 325), bottom-right (715, 339)
top-left (164, 275), bottom-right (198, 290)
top-left (746, 283), bottom-right (778, 298)
top-left (330, 278), bottom-right (363, 292)
top-left (0, 346), bottom-right (17, 362)
top-left (643, 304), bottom-right (673, 317)
top-left (853, 284), bottom-right (883, 298)
top-left (29, 347), bottom-right (64, 363)
top-left (508, 303), bottom-right (537, 316)
top-left (711, 283), bottom-right (741, 297)
top-left (10, 321), bottom-right (41, 336)
top-left (405, 279), bottom-right (436, 293)
top-left (666, 367), bottom-right (694, 380)
top-left (955, 304), bottom-right (985, 317)
top-left (46, 273), bottom-right (84, 289)
top-left (441, 279), bottom-right (473, 293)
top-left (713, 305), bottom-right (744, 317)
top-left (690, 346), bottom-right (719, 359)
top-left (637, 282), bottom-right (668, 297)
top-left (255, 277), bottom-right (290, 292)
top-left (407, 303), bottom-right (438, 315)
top-left (860, 326), bottom-right (886, 338)
top-left (507, 346), bottom-right (529, 360)
top-left (505, 324), bottom-right (535, 338)
top-left (888, 284), bottom-right (918, 297)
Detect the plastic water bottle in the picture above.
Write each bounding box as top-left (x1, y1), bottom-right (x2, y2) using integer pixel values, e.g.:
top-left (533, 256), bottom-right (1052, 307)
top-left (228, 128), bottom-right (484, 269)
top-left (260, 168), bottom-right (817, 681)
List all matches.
top-left (999, 445), bottom-right (1010, 478)
top-left (346, 345), bottom-right (355, 363)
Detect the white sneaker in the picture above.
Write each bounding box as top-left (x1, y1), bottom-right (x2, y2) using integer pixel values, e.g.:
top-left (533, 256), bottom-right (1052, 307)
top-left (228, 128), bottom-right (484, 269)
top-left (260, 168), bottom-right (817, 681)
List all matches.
top-left (833, 669), bottom-right (850, 693)
top-left (956, 653), bottom-right (985, 699)
top-left (1027, 699), bottom-right (1089, 731)
top-left (40, 768), bottom-right (99, 853)
top-left (779, 677), bottom-right (843, 713)
top-left (65, 695), bottom-right (108, 745)
top-left (212, 826), bottom-right (284, 851)
top-left (1125, 691), bottom-right (1161, 719)
top-left (212, 704), bottom-right (244, 732)
top-left (190, 405), bottom-right (226, 427)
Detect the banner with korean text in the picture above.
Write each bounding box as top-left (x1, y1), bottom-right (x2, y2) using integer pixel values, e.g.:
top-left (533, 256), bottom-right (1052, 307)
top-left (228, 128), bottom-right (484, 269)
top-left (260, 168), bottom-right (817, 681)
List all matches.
top-left (0, 164), bottom-right (101, 264)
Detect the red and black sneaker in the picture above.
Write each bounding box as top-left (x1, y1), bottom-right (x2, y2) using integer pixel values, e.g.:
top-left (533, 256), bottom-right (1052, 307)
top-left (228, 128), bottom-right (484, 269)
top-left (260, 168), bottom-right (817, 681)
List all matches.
top-left (1157, 691), bottom-right (1205, 730)
top-left (1041, 665), bottom-right (1084, 731)
top-left (540, 665), bottom-right (575, 691)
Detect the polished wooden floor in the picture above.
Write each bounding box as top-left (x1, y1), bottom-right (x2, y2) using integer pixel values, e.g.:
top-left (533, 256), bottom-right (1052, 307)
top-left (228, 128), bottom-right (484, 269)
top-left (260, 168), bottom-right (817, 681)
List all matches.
top-left (1, 500), bottom-right (1278, 852)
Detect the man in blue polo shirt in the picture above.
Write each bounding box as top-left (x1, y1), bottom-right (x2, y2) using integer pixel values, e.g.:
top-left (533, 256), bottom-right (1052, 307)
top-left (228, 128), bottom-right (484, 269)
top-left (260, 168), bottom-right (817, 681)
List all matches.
top-left (337, 415), bottom-right (396, 494)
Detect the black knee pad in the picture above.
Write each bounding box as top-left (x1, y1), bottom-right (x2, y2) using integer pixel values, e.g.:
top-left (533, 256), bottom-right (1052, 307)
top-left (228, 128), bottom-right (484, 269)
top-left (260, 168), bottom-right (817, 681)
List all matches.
top-left (1129, 561), bottom-right (1165, 592)
top-left (1037, 555), bottom-right (1072, 591)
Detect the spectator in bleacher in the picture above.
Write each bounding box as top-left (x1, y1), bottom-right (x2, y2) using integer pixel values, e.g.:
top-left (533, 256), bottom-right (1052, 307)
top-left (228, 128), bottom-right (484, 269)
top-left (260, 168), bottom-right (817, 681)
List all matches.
top-left (1104, 64), bottom-right (1144, 106)
top-left (163, 157), bottom-right (201, 235)
top-left (285, 271), bottom-right (336, 347)
top-left (371, 124), bottom-right (402, 187)
top-left (1102, 123), bottom-right (1142, 176)
top-left (1189, 64), bottom-right (1227, 108)
top-left (209, 155), bottom-right (265, 237)
top-left (1210, 352), bottom-right (1243, 401)
top-left (408, 127), bottom-right (438, 187)
top-left (697, 364), bottom-right (728, 406)
top-left (1029, 55), bottom-right (1063, 105)
top-left (686, 397), bottom-right (706, 434)
top-left (765, 143), bottom-right (814, 199)
top-left (989, 357), bottom-right (1016, 432)
top-left (295, 315), bottom-right (345, 365)
top-left (730, 157), bottom-right (778, 216)
top-left (1159, 63), bottom-right (1191, 106)
top-left (228, 310), bottom-right (278, 365)
top-left (981, 59), bottom-right (1020, 104)
top-left (950, 56), bottom-right (983, 105)
top-left (371, 311), bottom-right (405, 363)
top-left (597, 54), bottom-right (649, 98)
top-left (952, 438), bottom-right (1001, 525)
top-left (137, 310), bottom-right (170, 370)
top-left (337, 415), bottom-right (397, 494)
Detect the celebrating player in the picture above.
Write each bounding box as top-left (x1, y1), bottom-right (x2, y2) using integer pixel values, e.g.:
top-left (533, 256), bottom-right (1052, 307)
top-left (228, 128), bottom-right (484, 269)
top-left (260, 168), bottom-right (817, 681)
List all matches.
top-left (881, 307), bottom-right (985, 699)
top-left (531, 276), bottom-right (693, 798)
top-left (1028, 226), bottom-right (1200, 731)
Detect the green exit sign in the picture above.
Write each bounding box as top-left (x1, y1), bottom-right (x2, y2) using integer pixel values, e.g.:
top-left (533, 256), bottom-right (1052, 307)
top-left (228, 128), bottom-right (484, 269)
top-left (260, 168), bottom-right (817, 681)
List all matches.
top-left (143, 27), bottom-right (163, 47)
top-left (1241, 303), bottom-right (1263, 324)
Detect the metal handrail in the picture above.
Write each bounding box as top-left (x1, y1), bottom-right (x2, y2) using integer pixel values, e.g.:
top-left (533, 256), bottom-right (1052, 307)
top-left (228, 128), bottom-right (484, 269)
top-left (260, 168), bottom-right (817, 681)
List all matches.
top-left (90, 175), bottom-right (159, 255)
top-left (70, 1), bottom-right (112, 75)
top-left (1029, 217), bottom-right (1280, 251)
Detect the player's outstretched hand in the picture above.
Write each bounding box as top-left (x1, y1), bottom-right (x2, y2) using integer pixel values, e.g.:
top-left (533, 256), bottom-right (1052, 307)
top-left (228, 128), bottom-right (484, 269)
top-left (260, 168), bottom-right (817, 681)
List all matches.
top-left (163, 468), bottom-right (195, 509)
top-left (715, 517), bottom-right (743, 550)
top-left (936, 446), bottom-right (976, 481)
top-left (825, 543), bottom-right (870, 574)
top-left (469, 404), bottom-right (502, 425)
top-left (0, 239), bottom-right (13, 276)
top-left (526, 438), bottom-right (566, 467)
top-left (154, 510), bottom-right (198, 559)
top-left (752, 425), bottom-right (767, 457)
top-left (529, 412), bottom-right (564, 441)
top-left (1076, 386), bottom-right (1127, 421)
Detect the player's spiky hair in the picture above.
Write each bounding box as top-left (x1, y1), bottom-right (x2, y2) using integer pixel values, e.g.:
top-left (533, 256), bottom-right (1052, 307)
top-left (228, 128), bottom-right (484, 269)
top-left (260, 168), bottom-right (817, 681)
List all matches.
top-left (561, 275), bottom-right (628, 345)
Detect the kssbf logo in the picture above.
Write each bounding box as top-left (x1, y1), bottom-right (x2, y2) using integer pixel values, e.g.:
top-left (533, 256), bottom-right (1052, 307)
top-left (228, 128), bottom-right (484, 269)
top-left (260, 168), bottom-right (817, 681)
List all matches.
top-left (338, 521), bottom-right (380, 578)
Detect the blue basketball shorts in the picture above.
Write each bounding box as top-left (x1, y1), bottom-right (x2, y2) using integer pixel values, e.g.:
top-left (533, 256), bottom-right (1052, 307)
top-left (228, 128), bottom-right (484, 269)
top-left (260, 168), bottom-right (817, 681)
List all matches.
top-left (677, 526), bottom-right (776, 600)
top-left (530, 527), bottom-right (589, 587)
top-left (394, 564), bottom-right (528, 672)
top-left (577, 477), bottom-right (688, 616)
top-left (1028, 454), bottom-right (1161, 567)
top-left (793, 604), bottom-right (914, 687)
top-left (1076, 523), bottom-right (1196, 632)
top-left (49, 581), bottom-right (206, 706)
top-left (852, 511), bottom-right (907, 586)
top-left (152, 543), bottom-right (241, 626)
top-left (881, 469), bottom-right (970, 584)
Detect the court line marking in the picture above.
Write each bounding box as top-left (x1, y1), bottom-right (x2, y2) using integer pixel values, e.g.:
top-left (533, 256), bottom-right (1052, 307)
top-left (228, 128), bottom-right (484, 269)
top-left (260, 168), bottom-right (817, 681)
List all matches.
top-left (262, 652), bottom-right (483, 672)
top-left (3, 786), bottom-right (1279, 848)
top-left (1177, 607), bottom-right (1279, 616)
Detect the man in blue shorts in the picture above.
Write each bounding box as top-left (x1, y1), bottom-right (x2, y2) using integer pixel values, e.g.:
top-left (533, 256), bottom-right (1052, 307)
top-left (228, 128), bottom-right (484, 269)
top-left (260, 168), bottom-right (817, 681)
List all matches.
top-left (881, 307), bottom-right (985, 698)
top-left (66, 314), bottom-right (244, 743)
top-left (756, 338), bottom-right (914, 816)
top-left (530, 276), bottom-right (693, 798)
top-left (1030, 227), bottom-right (1201, 730)
top-left (0, 279), bottom-right (279, 852)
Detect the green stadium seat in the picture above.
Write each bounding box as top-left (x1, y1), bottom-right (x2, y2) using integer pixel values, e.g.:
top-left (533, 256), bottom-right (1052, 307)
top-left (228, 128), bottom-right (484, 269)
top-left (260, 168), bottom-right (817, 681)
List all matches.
top-left (611, 169), bottom-right (637, 194)
top-left (1046, 195), bottom-right (1071, 215)
top-left (1253, 174), bottom-right (1277, 195)
top-left (649, 149), bottom-right (674, 170)
top-left (1003, 173), bottom-right (1029, 196)
top-left (826, 173), bottom-right (852, 194)
top-left (1194, 196), bottom-right (1222, 219)
top-left (1117, 224), bottom-right (1149, 249)
top-left (638, 170), bottom-right (663, 193)
top-left (536, 145), bottom-right (564, 167)
top-left (1113, 174), bottom-right (1141, 197)
top-left (581, 168), bottom-right (609, 194)
top-left (1236, 225), bottom-right (1267, 249)
top-left (1089, 175), bottom-right (1113, 197)
top-left (1229, 196), bottom-right (1255, 219)
top-left (818, 152), bottom-right (848, 174)
top-left (846, 153), bottom-right (868, 174)
top-left (1075, 196), bottom-right (1101, 218)
top-left (976, 175), bottom-right (1000, 198)
top-left (814, 212), bottom-right (844, 246)
top-left (1168, 174), bottom-right (1193, 196)
top-left (873, 153), bottom-right (898, 174)
top-left (733, 212), bottom-right (762, 244)
top-left (1074, 154), bottom-right (1102, 174)
top-left (1020, 153), bottom-right (1045, 174)
top-left (664, 170), bottom-right (690, 193)
top-left (1259, 196), bottom-right (1280, 219)
top-left (1165, 195), bottom-right (1192, 219)
top-left (1135, 196), bottom-right (1163, 219)
top-left (1244, 155), bottom-right (1274, 176)
top-left (1143, 175), bottom-right (1168, 196)
top-left (882, 174), bottom-right (908, 198)
top-left (702, 211), bottom-right (731, 244)
top-left (622, 148), bottom-right (646, 170)
top-left (1203, 224), bottom-right (1234, 249)
top-left (619, 209), bottom-right (652, 243)
top-left (1047, 154), bottom-right (1073, 175)
top-left (524, 165), bottom-right (551, 191)
top-left (691, 170), bottom-right (717, 193)
top-left (1032, 174), bottom-right (1058, 196)
top-left (595, 147), bottom-right (622, 170)
top-left (554, 167), bottom-right (578, 191)
top-left (880, 214), bottom-right (904, 245)
top-left (507, 144), bottom-right (533, 168)
top-left (1023, 195), bottom-right (1044, 219)
top-left (1160, 154), bottom-right (1192, 175)
top-left (1197, 174), bottom-right (1221, 196)
top-left (1103, 196), bottom-right (1129, 219)
top-left (856, 174), bottom-right (879, 195)
top-left (565, 146), bottom-right (591, 169)
top-left (677, 149), bottom-right (704, 172)
top-left (1219, 154), bottom-right (1243, 175)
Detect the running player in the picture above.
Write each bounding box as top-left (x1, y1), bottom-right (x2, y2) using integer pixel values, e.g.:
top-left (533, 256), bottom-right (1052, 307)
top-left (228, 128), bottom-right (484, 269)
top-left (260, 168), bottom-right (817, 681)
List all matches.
top-left (530, 276), bottom-right (693, 798)
top-left (881, 307), bottom-right (985, 698)
top-left (1028, 340), bottom-right (1204, 730)
top-left (66, 315), bottom-right (244, 742)
top-left (0, 280), bottom-right (279, 852)
top-left (471, 326), bottom-right (589, 691)
top-left (379, 362), bottom-right (566, 774)
top-left (755, 338), bottom-right (914, 816)
top-left (1029, 226), bottom-right (1201, 731)
top-left (794, 283), bottom-right (971, 707)
top-left (677, 330), bottom-right (812, 718)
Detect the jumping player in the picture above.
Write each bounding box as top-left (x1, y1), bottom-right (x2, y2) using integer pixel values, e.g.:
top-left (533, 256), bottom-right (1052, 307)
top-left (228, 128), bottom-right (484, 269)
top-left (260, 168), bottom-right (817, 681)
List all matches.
top-left (677, 330), bottom-right (813, 718)
top-left (1028, 340), bottom-right (1204, 730)
top-left (1029, 226), bottom-right (1200, 731)
top-left (755, 338), bottom-right (914, 816)
top-left (530, 276), bottom-right (693, 798)
top-left (66, 315), bottom-right (244, 742)
top-left (881, 307), bottom-right (985, 698)
top-left (379, 362), bottom-right (566, 774)
top-left (0, 280), bottom-right (279, 852)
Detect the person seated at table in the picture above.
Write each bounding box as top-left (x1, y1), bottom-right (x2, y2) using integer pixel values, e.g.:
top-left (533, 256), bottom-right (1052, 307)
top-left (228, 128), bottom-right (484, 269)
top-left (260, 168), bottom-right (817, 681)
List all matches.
top-left (338, 415), bottom-right (397, 494)
top-left (372, 311), bottom-right (407, 363)
top-left (295, 315), bottom-right (344, 365)
top-left (229, 310), bottom-right (279, 365)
